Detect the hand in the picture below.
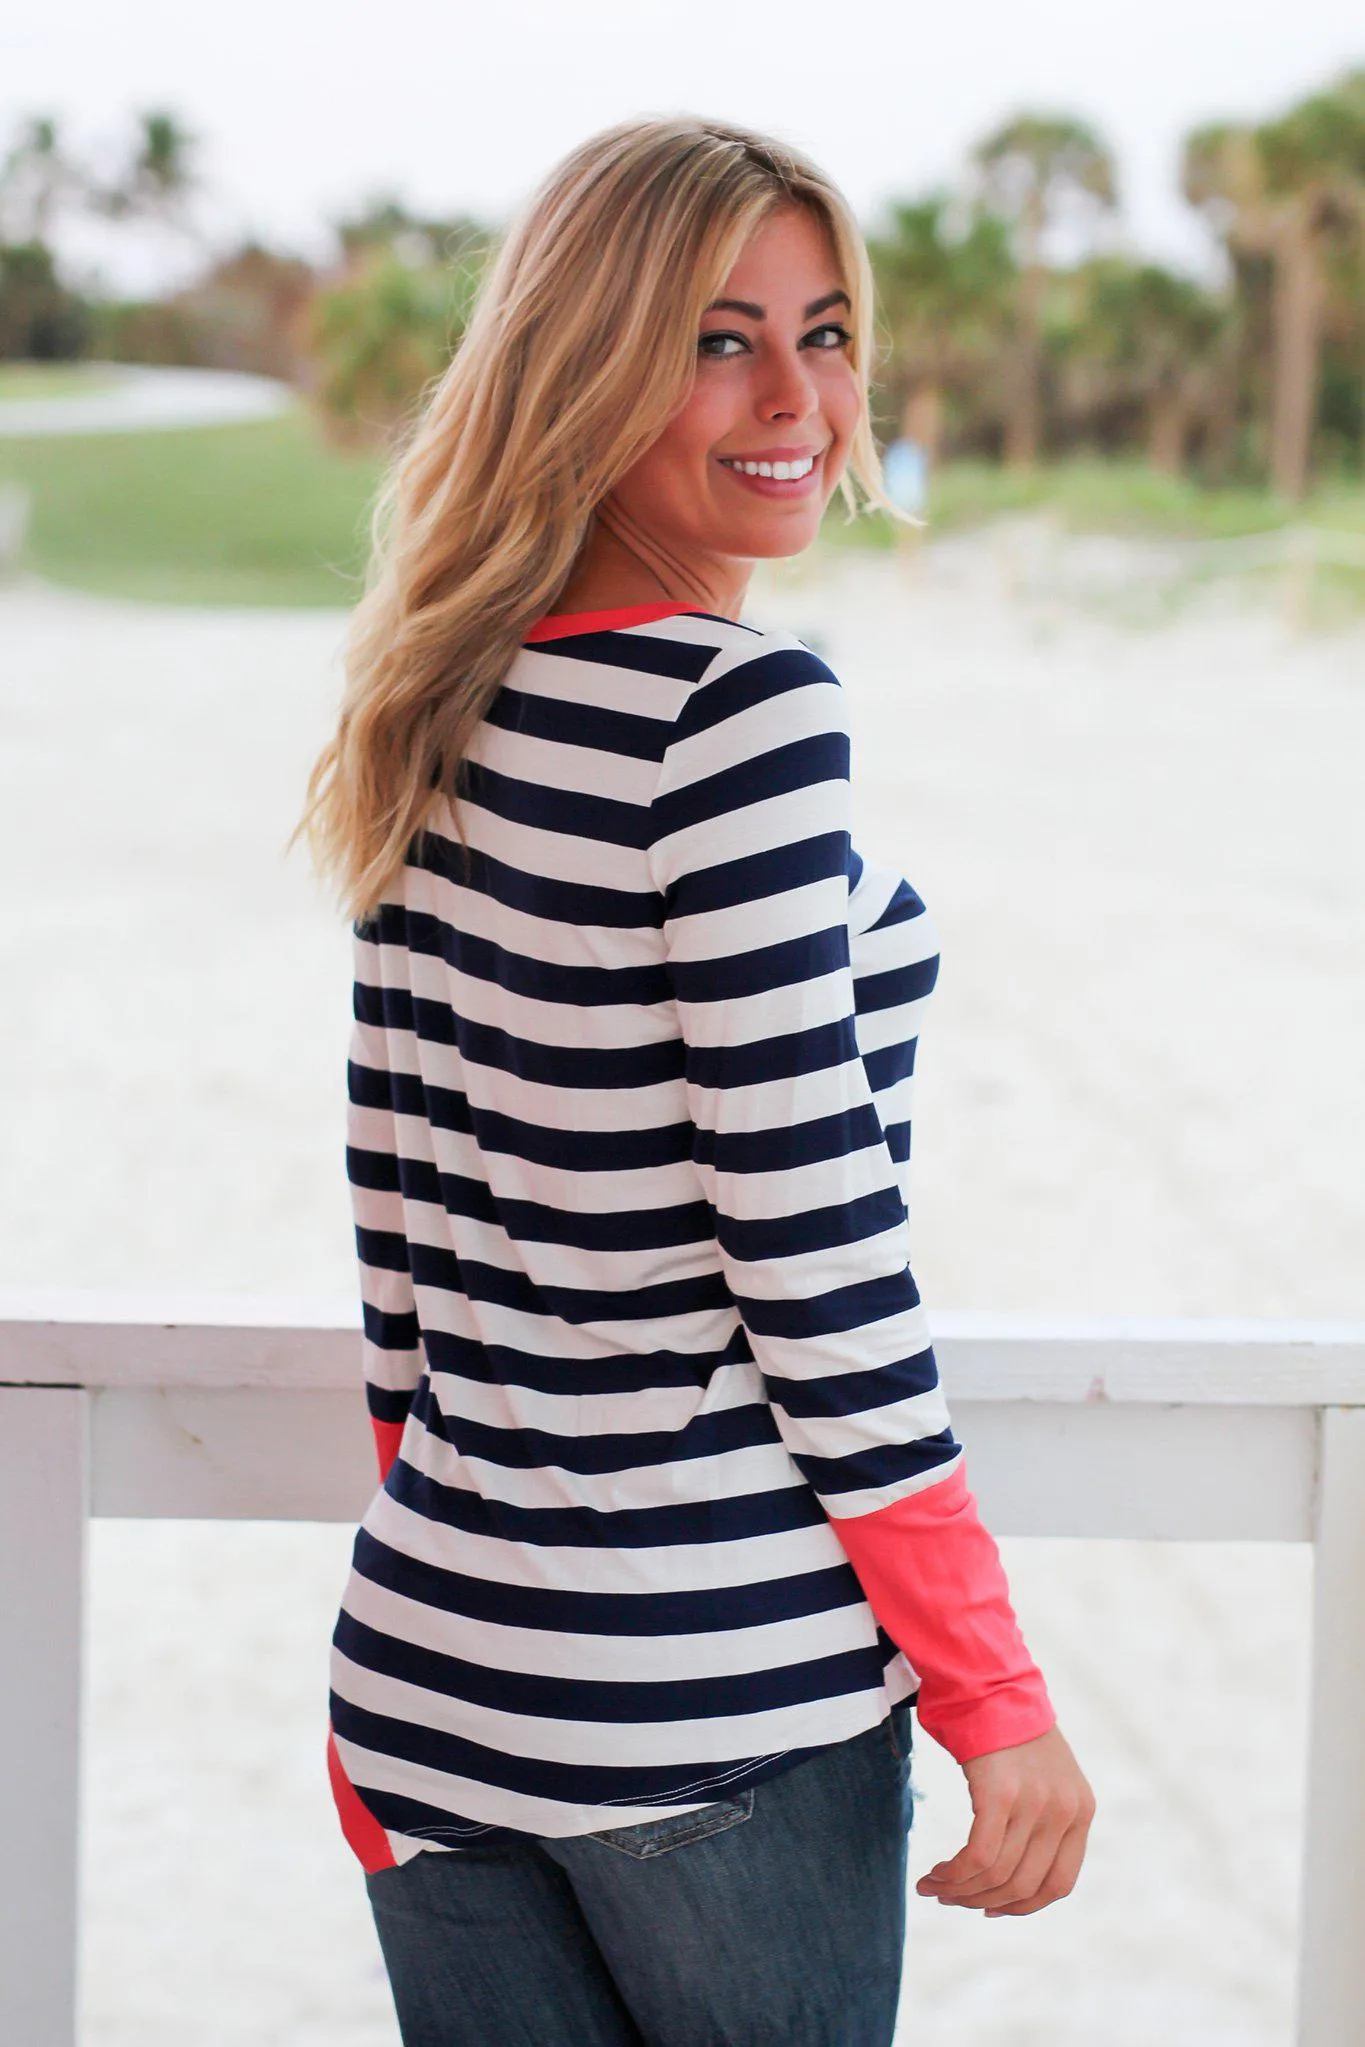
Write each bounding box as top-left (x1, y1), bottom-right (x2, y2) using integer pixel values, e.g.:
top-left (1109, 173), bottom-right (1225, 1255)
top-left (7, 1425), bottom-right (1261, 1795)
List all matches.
top-left (915, 1725), bottom-right (1094, 1917)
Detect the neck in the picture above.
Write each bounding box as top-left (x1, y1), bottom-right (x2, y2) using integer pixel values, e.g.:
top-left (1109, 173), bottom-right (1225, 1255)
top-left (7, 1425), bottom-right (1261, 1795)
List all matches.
top-left (556, 497), bottom-right (752, 622)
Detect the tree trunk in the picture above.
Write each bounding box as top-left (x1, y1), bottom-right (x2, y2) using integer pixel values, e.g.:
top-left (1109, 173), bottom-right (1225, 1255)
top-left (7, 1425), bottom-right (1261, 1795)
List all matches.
top-left (1004, 260), bottom-right (1043, 469)
top-left (901, 381), bottom-right (943, 466)
top-left (1147, 385), bottom-right (1188, 475)
top-left (1270, 202), bottom-right (1324, 502)
top-left (1199, 326), bottom-right (1242, 486)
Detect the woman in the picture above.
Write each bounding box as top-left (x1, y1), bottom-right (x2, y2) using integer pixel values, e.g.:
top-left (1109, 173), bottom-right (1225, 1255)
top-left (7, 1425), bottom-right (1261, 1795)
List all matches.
top-left (300, 116), bottom-right (1094, 2047)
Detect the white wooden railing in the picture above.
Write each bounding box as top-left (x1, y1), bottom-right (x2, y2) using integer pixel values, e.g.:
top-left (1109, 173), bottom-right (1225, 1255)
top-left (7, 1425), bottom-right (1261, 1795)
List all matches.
top-left (3, 1295), bottom-right (1364, 2047)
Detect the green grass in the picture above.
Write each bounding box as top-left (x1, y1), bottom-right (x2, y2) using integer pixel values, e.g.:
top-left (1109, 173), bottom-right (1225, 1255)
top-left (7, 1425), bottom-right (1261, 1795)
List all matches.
top-left (825, 455), bottom-right (1365, 548)
top-left (0, 361), bottom-right (124, 403)
top-left (3, 408), bottom-right (1363, 609)
top-left (0, 404), bottom-right (382, 606)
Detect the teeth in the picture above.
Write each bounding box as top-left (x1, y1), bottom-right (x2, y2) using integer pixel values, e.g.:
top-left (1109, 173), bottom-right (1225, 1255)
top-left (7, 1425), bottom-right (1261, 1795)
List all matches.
top-left (724, 455), bottom-right (815, 480)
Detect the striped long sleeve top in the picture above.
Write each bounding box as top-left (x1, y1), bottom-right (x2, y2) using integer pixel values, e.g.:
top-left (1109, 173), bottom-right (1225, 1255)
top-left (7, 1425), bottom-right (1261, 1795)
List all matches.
top-left (327, 602), bottom-right (1053, 1872)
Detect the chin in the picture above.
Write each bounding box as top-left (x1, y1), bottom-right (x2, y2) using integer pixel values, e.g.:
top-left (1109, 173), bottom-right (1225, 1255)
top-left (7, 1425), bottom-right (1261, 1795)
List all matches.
top-left (729, 514), bottom-right (825, 561)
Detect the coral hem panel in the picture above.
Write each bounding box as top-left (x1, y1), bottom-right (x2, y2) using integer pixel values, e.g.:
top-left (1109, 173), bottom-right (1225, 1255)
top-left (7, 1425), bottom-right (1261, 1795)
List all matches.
top-left (371, 1417), bottom-right (405, 1484)
top-left (327, 1727), bottom-right (397, 1874)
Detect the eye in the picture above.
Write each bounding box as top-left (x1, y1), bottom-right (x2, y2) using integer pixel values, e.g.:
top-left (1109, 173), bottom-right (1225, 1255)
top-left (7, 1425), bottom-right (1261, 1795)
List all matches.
top-left (801, 322), bottom-right (852, 351)
top-left (698, 330), bottom-right (750, 358)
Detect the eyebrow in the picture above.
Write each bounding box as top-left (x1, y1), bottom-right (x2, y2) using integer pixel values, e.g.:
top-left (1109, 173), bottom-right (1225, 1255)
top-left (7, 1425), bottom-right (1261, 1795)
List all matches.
top-left (704, 289), bottom-right (851, 321)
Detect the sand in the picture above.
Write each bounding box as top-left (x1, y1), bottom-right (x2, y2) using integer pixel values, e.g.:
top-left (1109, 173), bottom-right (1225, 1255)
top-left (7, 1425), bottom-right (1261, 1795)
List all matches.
top-left (2, 532), bottom-right (1361, 2044)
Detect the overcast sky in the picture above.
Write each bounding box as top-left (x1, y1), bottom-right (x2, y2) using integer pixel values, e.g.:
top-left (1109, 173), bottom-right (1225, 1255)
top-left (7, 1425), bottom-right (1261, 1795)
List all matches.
top-left (8, 0), bottom-right (1364, 294)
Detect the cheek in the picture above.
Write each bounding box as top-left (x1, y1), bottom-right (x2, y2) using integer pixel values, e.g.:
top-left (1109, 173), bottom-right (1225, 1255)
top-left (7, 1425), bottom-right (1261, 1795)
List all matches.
top-left (824, 361), bottom-right (862, 450)
top-left (615, 388), bottom-right (731, 519)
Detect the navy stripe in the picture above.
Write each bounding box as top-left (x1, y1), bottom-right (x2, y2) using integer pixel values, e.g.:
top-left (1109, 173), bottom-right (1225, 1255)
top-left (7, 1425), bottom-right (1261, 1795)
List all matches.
top-left (350, 1526), bottom-right (863, 1636)
top-left (716, 1187), bottom-right (907, 1266)
top-left (765, 1347), bottom-right (940, 1421)
top-left (668, 923), bottom-right (849, 1005)
top-left (385, 1460), bottom-right (827, 1548)
top-left (663, 832), bottom-right (848, 920)
top-left (527, 627), bottom-right (719, 681)
top-left (791, 1428), bottom-right (960, 1498)
top-left (669, 646), bottom-right (836, 744)
top-left (361, 1299), bottom-right (421, 1354)
top-left (353, 984), bottom-right (686, 1089)
top-left (853, 955), bottom-right (939, 1016)
top-left (337, 1610), bottom-right (885, 1722)
top-left (734, 1266), bottom-right (921, 1341)
top-left (331, 1694), bottom-right (877, 1810)
top-left (864, 1041), bottom-right (918, 1093)
top-left (486, 683), bottom-right (674, 761)
top-left (377, 902), bottom-right (671, 1008)
top-left (868, 878), bottom-right (928, 930)
top-left (370, 1151), bottom-right (717, 1254)
top-left (403, 1240), bottom-right (733, 1325)
top-left (423, 1323), bottom-right (741, 1397)
top-left (410, 1372), bottom-right (782, 1475)
top-left (365, 1382), bottom-right (418, 1425)
top-left (683, 1016), bottom-right (861, 1092)
top-left (697, 1104), bottom-right (886, 1174)
top-left (650, 730), bottom-right (848, 843)
top-left (352, 1063), bottom-right (694, 1172)
top-left (464, 758), bottom-right (651, 848)
top-left (410, 833), bottom-right (663, 930)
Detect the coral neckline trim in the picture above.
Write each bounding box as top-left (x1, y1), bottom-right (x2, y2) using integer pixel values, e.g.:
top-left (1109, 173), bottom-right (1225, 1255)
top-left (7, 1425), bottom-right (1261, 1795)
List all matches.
top-left (524, 602), bottom-right (708, 643)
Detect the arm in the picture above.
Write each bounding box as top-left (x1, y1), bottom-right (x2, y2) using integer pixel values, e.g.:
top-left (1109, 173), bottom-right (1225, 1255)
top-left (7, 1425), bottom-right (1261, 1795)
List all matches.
top-left (345, 918), bottom-right (425, 1484)
top-left (646, 636), bottom-right (1051, 1762)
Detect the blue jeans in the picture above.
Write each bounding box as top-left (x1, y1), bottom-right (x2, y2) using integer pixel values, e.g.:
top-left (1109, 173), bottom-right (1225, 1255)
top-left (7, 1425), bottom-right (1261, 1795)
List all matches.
top-left (366, 1698), bottom-right (916, 2047)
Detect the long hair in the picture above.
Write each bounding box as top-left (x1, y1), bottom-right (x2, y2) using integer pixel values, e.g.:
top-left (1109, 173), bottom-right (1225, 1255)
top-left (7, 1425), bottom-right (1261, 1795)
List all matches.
top-left (296, 115), bottom-right (897, 923)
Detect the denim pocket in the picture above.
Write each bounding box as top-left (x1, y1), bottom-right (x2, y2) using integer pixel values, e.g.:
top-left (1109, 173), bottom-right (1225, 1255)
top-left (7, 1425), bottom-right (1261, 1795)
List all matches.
top-left (587, 1789), bottom-right (756, 1860)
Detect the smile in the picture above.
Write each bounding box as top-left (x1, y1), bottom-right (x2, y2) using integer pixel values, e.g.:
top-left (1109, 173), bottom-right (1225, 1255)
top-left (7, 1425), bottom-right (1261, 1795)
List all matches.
top-left (718, 453), bottom-right (817, 480)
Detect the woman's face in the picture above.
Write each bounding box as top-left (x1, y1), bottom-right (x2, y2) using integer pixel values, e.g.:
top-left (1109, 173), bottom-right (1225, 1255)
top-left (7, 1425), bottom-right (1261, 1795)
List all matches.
top-left (609, 204), bottom-right (862, 565)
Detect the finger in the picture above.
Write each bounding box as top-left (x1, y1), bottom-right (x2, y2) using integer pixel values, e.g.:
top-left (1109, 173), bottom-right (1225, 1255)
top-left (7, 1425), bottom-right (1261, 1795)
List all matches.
top-left (933, 1801), bottom-right (1064, 1907)
top-left (985, 1815), bottom-right (1091, 1917)
top-left (918, 1800), bottom-right (1037, 1900)
top-left (915, 1793), bottom-right (1013, 1894)
top-left (951, 1816), bottom-right (1067, 1911)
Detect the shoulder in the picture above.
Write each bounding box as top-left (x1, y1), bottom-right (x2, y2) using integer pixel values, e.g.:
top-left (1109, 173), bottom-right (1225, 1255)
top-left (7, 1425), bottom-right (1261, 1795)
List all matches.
top-left (673, 616), bottom-right (844, 746)
top-left (650, 620), bottom-right (851, 826)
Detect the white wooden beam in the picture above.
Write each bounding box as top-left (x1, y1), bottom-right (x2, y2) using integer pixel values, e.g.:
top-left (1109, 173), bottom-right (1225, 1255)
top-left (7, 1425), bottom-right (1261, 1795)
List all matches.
top-left (3, 1294), bottom-right (1364, 1406)
top-left (0, 1389), bottom-right (87, 2047)
top-left (1297, 1408), bottom-right (1365, 2046)
top-left (80, 1388), bottom-right (1316, 1541)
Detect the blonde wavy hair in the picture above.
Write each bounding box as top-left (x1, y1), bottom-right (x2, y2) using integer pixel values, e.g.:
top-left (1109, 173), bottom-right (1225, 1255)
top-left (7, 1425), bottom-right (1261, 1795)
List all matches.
top-left (296, 115), bottom-right (897, 924)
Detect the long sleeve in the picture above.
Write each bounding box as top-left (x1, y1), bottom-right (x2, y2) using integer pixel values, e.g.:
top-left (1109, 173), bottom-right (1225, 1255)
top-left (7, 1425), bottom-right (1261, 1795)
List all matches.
top-left (345, 918), bottom-right (425, 1484)
top-left (647, 637), bottom-right (1053, 1762)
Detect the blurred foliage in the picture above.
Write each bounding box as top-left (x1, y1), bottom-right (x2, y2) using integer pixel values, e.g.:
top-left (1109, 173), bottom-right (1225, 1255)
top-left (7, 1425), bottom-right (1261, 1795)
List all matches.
top-left (0, 240), bottom-right (89, 358)
top-left (302, 209), bottom-right (488, 446)
top-left (1, 66), bottom-right (1363, 515)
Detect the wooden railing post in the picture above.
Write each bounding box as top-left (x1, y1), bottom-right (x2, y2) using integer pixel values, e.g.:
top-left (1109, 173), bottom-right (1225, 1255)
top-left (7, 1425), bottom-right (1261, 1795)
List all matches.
top-left (0, 1388), bottom-right (87, 2047)
top-left (1297, 1407), bottom-right (1365, 2047)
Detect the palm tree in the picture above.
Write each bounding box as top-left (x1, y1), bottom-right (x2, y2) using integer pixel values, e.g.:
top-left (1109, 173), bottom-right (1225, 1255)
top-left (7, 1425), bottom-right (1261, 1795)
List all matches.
top-left (98, 111), bottom-right (198, 234)
top-left (1081, 258), bottom-right (1231, 472)
top-left (971, 113), bottom-right (1119, 468)
top-left (866, 194), bottom-right (1014, 463)
top-left (1184, 70), bottom-right (1365, 499)
top-left (0, 116), bottom-right (85, 245)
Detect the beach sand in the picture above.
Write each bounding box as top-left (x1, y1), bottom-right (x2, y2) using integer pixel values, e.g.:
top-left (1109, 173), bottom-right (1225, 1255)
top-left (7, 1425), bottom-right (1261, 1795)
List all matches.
top-left (3, 534), bottom-right (1360, 2043)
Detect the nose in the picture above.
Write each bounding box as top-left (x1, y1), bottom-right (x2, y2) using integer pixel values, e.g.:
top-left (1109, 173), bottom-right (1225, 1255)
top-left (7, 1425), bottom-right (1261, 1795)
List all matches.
top-left (754, 342), bottom-right (819, 426)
